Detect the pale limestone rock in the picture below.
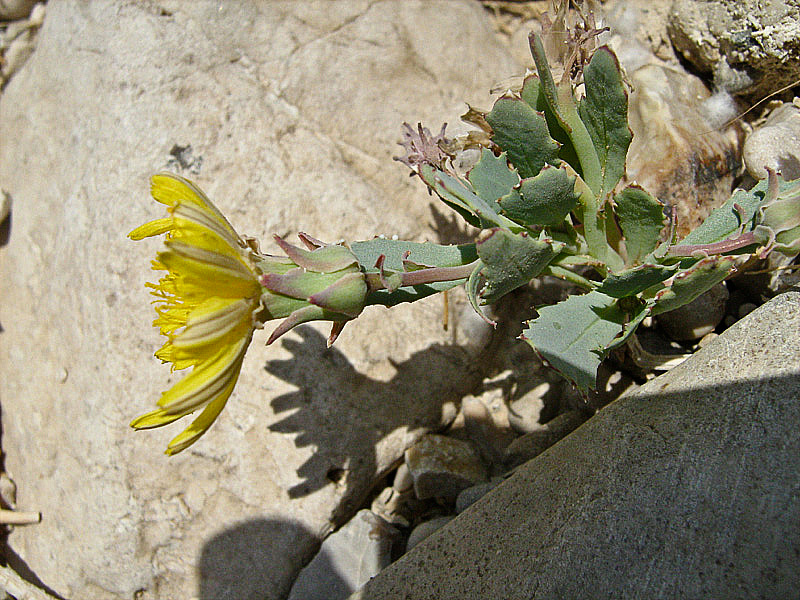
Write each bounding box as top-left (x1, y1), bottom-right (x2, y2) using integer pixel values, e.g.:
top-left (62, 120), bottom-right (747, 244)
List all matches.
top-left (0, 1), bottom-right (519, 597)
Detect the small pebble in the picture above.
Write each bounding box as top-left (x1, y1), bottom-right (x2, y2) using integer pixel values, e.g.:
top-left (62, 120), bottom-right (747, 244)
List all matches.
top-left (656, 283), bottom-right (729, 341)
top-left (287, 510), bottom-right (397, 600)
top-left (404, 435), bottom-right (487, 500)
top-left (405, 516), bottom-right (454, 552)
top-left (455, 478), bottom-right (502, 514)
top-left (392, 462), bottom-right (413, 493)
top-left (744, 103), bottom-right (800, 180)
top-left (738, 302), bottom-right (758, 319)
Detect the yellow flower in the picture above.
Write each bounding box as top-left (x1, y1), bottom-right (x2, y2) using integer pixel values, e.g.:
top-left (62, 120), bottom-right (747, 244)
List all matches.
top-left (129, 173), bottom-right (263, 455)
top-left (130, 173), bottom-right (369, 455)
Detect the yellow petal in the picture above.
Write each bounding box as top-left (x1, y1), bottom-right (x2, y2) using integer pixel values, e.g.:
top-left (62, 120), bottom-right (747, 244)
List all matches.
top-left (130, 407), bottom-right (184, 429)
top-left (156, 333), bottom-right (251, 414)
top-left (160, 241), bottom-right (258, 285)
top-left (129, 218), bottom-right (173, 240)
top-left (173, 297), bottom-right (254, 350)
top-left (150, 173), bottom-right (241, 243)
top-left (164, 384), bottom-right (235, 455)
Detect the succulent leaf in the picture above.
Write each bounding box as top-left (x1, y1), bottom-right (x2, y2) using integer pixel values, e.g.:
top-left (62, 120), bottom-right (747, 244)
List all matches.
top-left (485, 97), bottom-right (560, 179)
top-left (498, 164), bottom-right (578, 228)
top-left (529, 33), bottom-right (602, 195)
top-left (520, 74), bottom-right (581, 170)
top-left (350, 238), bottom-right (478, 306)
top-left (577, 46), bottom-right (632, 199)
top-left (596, 263), bottom-right (678, 298)
top-left (418, 164), bottom-right (520, 231)
top-left (650, 257), bottom-right (736, 315)
top-left (614, 185), bottom-right (667, 265)
top-left (467, 149), bottom-right (520, 205)
top-left (476, 228), bottom-right (564, 302)
top-left (678, 179), bottom-right (767, 246)
top-left (522, 291), bottom-right (626, 392)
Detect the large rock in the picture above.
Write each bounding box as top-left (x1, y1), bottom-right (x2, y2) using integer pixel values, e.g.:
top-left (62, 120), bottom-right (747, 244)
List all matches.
top-left (353, 290), bottom-right (800, 599)
top-left (0, 1), bottom-right (519, 598)
top-left (668, 0), bottom-right (800, 98)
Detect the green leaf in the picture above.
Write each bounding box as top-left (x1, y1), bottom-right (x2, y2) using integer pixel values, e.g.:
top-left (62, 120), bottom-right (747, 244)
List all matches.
top-left (596, 263), bottom-right (678, 298)
top-left (486, 97), bottom-right (560, 179)
top-left (614, 185), bottom-right (666, 264)
top-left (467, 149), bottom-right (520, 204)
top-left (465, 262), bottom-right (496, 326)
top-left (678, 179), bottom-right (768, 246)
top-left (476, 228), bottom-right (563, 302)
top-left (351, 238), bottom-right (477, 306)
top-left (498, 164), bottom-right (578, 228)
top-left (649, 256), bottom-right (735, 315)
top-left (569, 164), bottom-right (625, 273)
top-left (577, 46), bottom-right (632, 198)
top-left (522, 291), bottom-right (626, 392)
top-left (762, 177), bottom-right (800, 254)
top-left (604, 298), bottom-right (652, 352)
top-left (418, 164), bottom-right (521, 231)
top-left (529, 33), bottom-right (602, 195)
top-left (520, 74), bottom-right (581, 171)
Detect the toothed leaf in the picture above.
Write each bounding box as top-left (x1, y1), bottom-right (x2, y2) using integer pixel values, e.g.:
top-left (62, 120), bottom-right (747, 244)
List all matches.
top-left (650, 257), bottom-right (735, 315)
top-left (521, 74), bottom-right (581, 171)
top-left (596, 263), bottom-right (678, 298)
top-left (679, 179), bottom-right (768, 246)
top-left (418, 164), bottom-right (520, 230)
top-left (467, 149), bottom-right (520, 204)
top-left (486, 97), bottom-right (560, 179)
top-left (476, 228), bottom-right (563, 302)
top-left (522, 291), bottom-right (626, 392)
top-left (498, 164), bottom-right (578, 228)
top-left (615, 185), bottom-right (667, 264)
top-left (350, 238), bottom-right (477, 306)
top-left (577, 46), bottom-right (632, 198)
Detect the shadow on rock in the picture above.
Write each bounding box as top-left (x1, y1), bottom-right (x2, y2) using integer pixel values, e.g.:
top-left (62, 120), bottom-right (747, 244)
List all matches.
top-left (264, 326), bottom-right (482, 524)
top-left (198, 517), bottom-right (331, 600)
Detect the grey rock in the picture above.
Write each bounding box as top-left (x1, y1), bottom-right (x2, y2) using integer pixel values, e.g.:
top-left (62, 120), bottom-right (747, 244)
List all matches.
top-left (288, 510), bottom-right (397, 600)
top-left (0, 1), bottom-right (518, 597)
top-left (405, 516), bottom-right (454, 553)
top-left (503, 409), bottom-right (587, 468)
top-left (602, 0), bottom-right (678, 67)
top-left (625, 64), bottom-right (740, 239)
top-left (668, 0), bottom-right (800, 98)
top-left (351, 291), bottom-right (800, 600)
top-left (744, 102), bottom-right (800, 180)
top-left (656, 282), bottom-right (729, 341)
top-left (404, 435), bottom-right (487, 500)
top-left (455, 479), bottom-right (502, 515)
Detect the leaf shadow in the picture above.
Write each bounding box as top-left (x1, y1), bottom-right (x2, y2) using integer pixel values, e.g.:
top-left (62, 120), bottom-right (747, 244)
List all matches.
top-left (264, 325), bottom-right (483, 525)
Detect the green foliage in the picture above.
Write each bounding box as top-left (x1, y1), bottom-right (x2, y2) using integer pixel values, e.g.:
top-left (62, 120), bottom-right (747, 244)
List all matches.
top-left (521, 291), bottom-right (627, 391)
top-left (486, 98), bottom-right (560, 179)
top-left (388, 32), bottom-right (799, 394)
top-left (498, 165), bottom-right (578, 227)
top-left (474, 229), bottom-right (563, 302)
top-left (614, 185), bottom-right (666, 264)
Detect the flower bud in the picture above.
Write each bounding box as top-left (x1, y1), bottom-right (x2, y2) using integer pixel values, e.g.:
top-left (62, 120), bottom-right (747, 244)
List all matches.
top-left (255, 234), bottom-right (368, 346)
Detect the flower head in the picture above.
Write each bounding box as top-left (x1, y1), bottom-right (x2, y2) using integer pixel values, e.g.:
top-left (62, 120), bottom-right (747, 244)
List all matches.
top-left (129, 174), bottom-right (264, 454)
top-left (130, 173), bottom-right (368, 454)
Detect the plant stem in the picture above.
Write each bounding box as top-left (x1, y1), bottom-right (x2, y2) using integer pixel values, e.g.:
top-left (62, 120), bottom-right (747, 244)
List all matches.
top-left (364, 260), bottom-right (481, 291)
